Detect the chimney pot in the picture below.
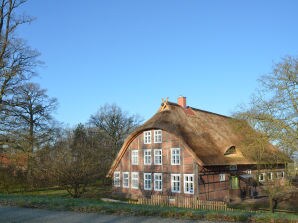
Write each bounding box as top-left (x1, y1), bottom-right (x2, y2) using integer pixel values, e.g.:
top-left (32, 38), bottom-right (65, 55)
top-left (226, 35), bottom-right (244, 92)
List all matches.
top-left (178, 96), bottom-right (187, 108)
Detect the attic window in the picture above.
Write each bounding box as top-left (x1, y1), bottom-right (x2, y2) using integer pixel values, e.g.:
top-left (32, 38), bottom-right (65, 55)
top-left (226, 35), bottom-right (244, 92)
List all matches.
top-left (224, 146), bottom-right (236, 155)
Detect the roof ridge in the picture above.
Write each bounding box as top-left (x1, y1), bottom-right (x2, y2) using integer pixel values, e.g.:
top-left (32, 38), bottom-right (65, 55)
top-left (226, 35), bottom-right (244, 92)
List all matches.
top-left (166, 101), bottom-right (232, 119)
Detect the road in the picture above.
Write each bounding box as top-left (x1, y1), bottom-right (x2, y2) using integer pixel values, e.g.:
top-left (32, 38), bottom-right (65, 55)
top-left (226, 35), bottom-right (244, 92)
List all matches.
top-left (0, 205), bottom-right (230, 223)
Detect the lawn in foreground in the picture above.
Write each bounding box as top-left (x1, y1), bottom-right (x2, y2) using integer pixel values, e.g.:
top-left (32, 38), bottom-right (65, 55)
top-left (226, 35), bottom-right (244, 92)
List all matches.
top-left (0, 194), bottom-right (297, 223)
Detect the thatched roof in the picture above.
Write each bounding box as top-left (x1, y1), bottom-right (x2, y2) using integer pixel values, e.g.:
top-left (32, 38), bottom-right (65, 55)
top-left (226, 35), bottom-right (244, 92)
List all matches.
top-left (107, 101), bottom-right (289, 176)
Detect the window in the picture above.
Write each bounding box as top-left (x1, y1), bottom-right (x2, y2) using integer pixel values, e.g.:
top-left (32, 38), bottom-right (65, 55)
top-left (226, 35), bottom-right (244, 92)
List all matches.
top-left (123, 172), bottom-right (129, 188)
top-left (144, 173), bottom-right (152, 190)
top-left (219, 173), bottom-right (225, 182)
top-left (131, 172), bottom-right (139, 189)
top-left (131, 150), bottom-right (138, 165)
top-left (154, 130), bottom-right (162, 143)
top-left (144, 131), bottom-right (151, 144)
top-left (171, 174), bottom-right (180, 193)
top-left (184, 174), bottom-right (194, 194)
top-left (154, 173), bottom-right (162, 191)
top-left (144, 149), bottom-right (152, 165)
top-left (259, 173), bottom-right (265, 182)
top-left (268, 172), bottom-right (273, 181)
top-left (114, 172), bottom-right (120, 187)
top-left (154, 149), bottom-right (162, 165)
top-left (281, 171), bottom-right (285, 178)
top-left (171, 148), bottom-right (180, 165)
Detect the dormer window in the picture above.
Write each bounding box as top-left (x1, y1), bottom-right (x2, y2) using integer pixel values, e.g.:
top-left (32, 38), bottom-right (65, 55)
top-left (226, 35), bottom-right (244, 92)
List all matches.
top-left (224, 146), bottom-right (236, 155)
top-left (144, 131), bottom-right (151, 144)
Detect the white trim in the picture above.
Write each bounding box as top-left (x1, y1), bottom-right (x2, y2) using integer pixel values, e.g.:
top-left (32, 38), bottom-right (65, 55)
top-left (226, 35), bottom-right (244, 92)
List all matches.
top-left (154, 173), bottom-right (162, 191)
top-left (144, 173), bottom-right (152, 190)
top-left (131, 150), bottom-right (138, 165)
top-left (171, 174), bottom-right (181, 193)
top-left (154, 149), bottom-right (162, 165)
top-left (184, 174), bottom-right (194, 194)
top-left (144, 131), bottom-right (151, 144)
top-left (171, 148), bottom-right (180, 165)
top-left (131, 172), bottom-right (139, 189)
top-left (144, 149), bottom-right (152, 165)
top-left (113, 171), bottom-right (120, 187)
top-left (123, 172), bottom-right (129, 188)
top-left (154, 130), bottom-right (162, 143)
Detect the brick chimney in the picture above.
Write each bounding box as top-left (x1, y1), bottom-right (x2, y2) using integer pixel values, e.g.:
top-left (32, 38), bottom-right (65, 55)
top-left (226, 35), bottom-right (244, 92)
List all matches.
top-left (177, 96), bottom-right (187, 108)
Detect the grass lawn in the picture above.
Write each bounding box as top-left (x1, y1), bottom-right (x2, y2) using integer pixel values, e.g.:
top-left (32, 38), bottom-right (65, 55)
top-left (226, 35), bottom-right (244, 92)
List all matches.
top-left (0, 191), bottom-right (297, 223)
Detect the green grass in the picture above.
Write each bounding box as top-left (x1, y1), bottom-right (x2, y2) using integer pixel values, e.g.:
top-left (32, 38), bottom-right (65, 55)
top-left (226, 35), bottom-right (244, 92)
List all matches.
top-left (0, 193), bottom-right (297, 222)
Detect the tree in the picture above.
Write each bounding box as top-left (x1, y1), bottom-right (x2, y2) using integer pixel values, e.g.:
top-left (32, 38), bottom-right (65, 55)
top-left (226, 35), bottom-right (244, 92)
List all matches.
top-left (236, 56), bottom-right (297, 157)
top-left (34, 124), bottom-right (105, 198)
top-left (234, 55), bottom-right (297, 212)
top-left (5, 82), bottom-right (58, 153)
top-left (2, 82), bottom-right (57, 183)
top-left (0, 0), bottom-right (40, 110)
top-left (89, 104), bottom-right (142, 159)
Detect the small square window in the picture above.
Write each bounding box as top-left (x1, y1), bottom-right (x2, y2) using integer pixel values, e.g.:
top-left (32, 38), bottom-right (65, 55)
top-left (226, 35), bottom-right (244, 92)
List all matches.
top-left (219, 173), bottom-right (225, 182)
top-left (259, 173), bottom-right (265, 182)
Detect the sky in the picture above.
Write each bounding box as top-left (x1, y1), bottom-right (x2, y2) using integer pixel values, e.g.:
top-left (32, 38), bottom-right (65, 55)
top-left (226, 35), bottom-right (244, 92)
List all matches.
top-left (16, 0), bottom-right (298, 126)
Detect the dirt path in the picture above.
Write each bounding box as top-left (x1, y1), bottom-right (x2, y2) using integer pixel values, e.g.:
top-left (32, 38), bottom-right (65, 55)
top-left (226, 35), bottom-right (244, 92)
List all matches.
top-left (0, 205), bottom-right (228, 223)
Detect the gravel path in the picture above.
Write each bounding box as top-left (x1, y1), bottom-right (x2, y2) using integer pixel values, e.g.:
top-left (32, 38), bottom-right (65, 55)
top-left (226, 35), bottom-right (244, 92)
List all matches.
top-left (0, 205), bottom-right (228, 223)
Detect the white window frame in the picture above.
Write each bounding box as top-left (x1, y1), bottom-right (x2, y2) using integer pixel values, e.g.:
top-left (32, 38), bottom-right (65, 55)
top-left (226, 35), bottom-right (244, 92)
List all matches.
top-left (131, 172), bottom-right (139, 189)
top-left (184, 174), bottom-right (194, 194)
top-left (154, 149), bottom-right (162, 165)
top-left (144, 173), bottom-right (152, 190)
top-left (219, 173), bottom-right (225, 182)
top-left (268, 172), bottom-right (273, 181)
top-left (144, 149), bottom-right (152, 165)
top-left (123, 172), bottom-right (129, 188)
top-left (171, 148), bottom-right (180, 165)
top-left (131, 150), bottom-right (138, 165)
top-left (113, 171), bottom-right (120, 187)
top-left (171, 174), bottom-right (181, 193)
top-left (259, 173), bottom-right (265, 182)
top-left (144, 131), bottom-right (151, 144)
top-left (154, 173), bottom-right (162, 191)
top-left (154, 130), bottom-right (162, 143)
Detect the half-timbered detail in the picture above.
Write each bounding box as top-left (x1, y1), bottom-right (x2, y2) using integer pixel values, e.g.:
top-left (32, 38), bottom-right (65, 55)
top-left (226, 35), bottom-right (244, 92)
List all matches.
top-left (107, 96), bottom-right (289, 201)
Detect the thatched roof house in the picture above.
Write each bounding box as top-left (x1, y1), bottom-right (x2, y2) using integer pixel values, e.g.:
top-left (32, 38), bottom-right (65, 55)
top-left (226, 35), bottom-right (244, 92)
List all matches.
top-left (108, 98), bottom-right (287, 177)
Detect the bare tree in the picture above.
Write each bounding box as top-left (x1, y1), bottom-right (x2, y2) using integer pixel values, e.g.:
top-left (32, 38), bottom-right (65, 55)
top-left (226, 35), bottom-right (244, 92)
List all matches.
top-left (5, 82), bottom-right (58, 153)
top-left (236, 56), bottom-right (297, 157)
top-left (35, 124), bottom-right (105, 198)
top-left (0, 0), bottom-right (40, 110)
top-left (89, 103), bottom-right (142, 159)
top-left (234, 55), bottom-right (297, 212)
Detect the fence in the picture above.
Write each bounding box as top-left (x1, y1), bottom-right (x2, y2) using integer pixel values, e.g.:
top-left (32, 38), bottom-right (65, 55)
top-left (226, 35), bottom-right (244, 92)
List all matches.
top-left (129, 195), bottom-right (234, 211)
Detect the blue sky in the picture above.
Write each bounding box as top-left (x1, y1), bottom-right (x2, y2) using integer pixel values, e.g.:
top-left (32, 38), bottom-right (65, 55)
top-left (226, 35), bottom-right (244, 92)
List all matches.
top-left (17, 0), bottom-right (298, 126)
